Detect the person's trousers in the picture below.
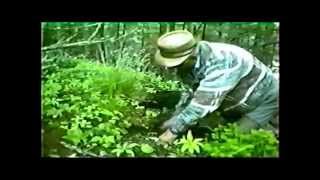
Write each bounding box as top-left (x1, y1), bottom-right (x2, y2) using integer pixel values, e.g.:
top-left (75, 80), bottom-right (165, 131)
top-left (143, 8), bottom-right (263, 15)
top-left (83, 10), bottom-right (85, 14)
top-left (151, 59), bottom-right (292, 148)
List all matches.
top-left (237, 74), bottom-right (279, 136)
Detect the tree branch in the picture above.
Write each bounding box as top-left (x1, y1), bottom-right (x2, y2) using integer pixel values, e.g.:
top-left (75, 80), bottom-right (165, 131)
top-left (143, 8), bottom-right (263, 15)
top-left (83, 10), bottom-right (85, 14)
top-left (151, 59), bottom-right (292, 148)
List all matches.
top-left (88, 23), bottom-right (102, 41)
top-left (42, 27), bottom-right (140, 52)
top-left (60, 141), bottom-right (101, 158)
top-left (44, 23), bottom-right (100, 30)
top-left (98, 43), bottom-right (106, 64)
top-left (41, 38), bottom-right (108, 51)
top-left (65, 32), bottom-right (79, 42)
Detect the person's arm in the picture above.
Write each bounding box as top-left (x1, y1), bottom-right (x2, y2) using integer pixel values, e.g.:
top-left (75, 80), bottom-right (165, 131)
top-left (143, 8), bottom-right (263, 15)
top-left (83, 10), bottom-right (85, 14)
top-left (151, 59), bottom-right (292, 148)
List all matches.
top-left (160, 88), bottom-right (193, 130)
top-left (168, 54), bottom-right (247, 134)
top-left (173, 88), bottom-right (193, 115)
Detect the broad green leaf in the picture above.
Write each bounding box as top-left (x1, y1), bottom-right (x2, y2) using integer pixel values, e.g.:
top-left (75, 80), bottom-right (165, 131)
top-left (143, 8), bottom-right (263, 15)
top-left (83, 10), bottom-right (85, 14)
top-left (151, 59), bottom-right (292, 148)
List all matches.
top-left (111, 149), bottom-right (120, 154)
top-left (100, 150), bottom-right (107, 156)
top-left (119, 128), bottom-right (128, 135)
top-left (194, 145), bottom-right (200, 154)
top-left (91, 136), bottom-right (101, 143)
top-left (188, 147), bottom-right (194, 154)
top-left (126, 150), bottom-right (135, 157)
top-left (178, 137), bottom-right (187, 144)
top-left (127, 143), bottom-right (139, 148)
top-left (97, 123), bottom-right (106, 129)
top-left (62, 127), bottom-right (84, 145)
top-left (109, 119), bottom-right (116, 124)
top-left (113, 110), bottom-right (124, 118)
top-left (103, 135), bottom-right (115, 144)
top-left (101, 110), bottom-right (114, 117)
top-left (187, 130), bottom-right (193, 141)
top-left (102, 143), bottom-right (111, 149)
top-left (181, 144), bottom-right (188, 153)
top-left (111, 116), bottom-right (120, 121)
top-left (111, 149), bottom-right (122, 157)
top-left (140, 144), bottom-right (154, 154)
top-left (194, 138), bottom-right (203, 143)
top-left (116, 151), bottom-right (122, 157)
top-left (122, 142), bottom-right (128, 148)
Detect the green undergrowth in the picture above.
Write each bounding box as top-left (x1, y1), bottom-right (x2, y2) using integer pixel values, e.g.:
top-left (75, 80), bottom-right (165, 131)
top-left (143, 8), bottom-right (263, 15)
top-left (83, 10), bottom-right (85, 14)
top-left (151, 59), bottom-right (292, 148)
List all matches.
top-left (42, 57), bottom-right (278, 158)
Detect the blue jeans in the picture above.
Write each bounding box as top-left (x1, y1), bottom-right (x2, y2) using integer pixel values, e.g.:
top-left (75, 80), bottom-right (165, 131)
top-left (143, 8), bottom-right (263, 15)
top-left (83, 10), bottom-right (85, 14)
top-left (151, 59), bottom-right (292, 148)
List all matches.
top-left (235, 74), bottom-right (279, 135)
top-left (203, 73), bottom-right (279, 134)
top-left (246, 74), bottom-right (279, 127)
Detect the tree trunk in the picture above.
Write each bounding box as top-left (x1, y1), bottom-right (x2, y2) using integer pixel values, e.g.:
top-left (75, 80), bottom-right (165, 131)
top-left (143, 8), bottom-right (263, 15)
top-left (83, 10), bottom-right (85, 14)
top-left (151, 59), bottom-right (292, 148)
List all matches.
top-left (115, 22), bottom-right (121, 51)
top-left (103, 23), bottom-right (111, 64)
top-left (218, 22), bottom-right (223, 39)
top-left (99, 23), bottom-right (106, 64)
top-left (141, 24), bottom-right (144, 49)
top-left (160, 22), bottom-right (169, 36)
top-left (169, 22), bottom-right (175, 31)
top-left (95, 44), bottom-right (100, 61)
top-left (112, 22), bottom-right (121, 64)
top-left (120, 23), bottom-right (127, 59)
top-left (122, 23), bottom-right (126, 35)
top-left (84, 24), bottom-right (92, 58)
top-left (116, 23), bottom-right (121, 39)
top-left (202, 23), bottom-right (207, 40)
top-left (193, 25), bottom-right (197, 34)
top-left (185, 22), bottom-right (193, 32)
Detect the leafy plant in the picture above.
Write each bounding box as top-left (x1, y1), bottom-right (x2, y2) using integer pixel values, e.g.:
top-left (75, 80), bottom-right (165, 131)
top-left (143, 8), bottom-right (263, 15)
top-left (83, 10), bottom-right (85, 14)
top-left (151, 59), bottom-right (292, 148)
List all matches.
top-left (111, 142), bottom-right (139, 157)
top-left (202, 123), bottom-right (278, 157)
top-left (62, 125), bottom-right (85, 146)
top-left (175, 130), bottom-right (204, 155)
top-left (90, 135), bottom-right (116, 149)
top-left (42, 57), bottom-right (278, 158)
top-left (140, 144), bottom-right (154, 154)
top-left (42, 57), bottom-right (185, 157)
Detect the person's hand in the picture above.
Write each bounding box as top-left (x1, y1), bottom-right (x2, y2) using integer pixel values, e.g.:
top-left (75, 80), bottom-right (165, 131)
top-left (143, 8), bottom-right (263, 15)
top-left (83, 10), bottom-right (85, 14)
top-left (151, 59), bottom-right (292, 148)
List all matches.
top-left (159, 129), bottom-right (178, 144)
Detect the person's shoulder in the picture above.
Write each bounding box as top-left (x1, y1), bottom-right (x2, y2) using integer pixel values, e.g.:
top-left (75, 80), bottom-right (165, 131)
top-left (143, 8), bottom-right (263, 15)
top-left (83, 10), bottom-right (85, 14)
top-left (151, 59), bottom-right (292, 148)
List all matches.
top-left (197, 41), bottom-right (235, 53)
top-left (195, 41), bottom-right (211, 54)
top-left (206, 42), bottom-right (252, 56)
top-left (196, 41), bottom-right (215, 49)
top-left (196, 41), bottom-right (227, 60)
top-left (197, 40), bottom-right (210, 45)
top-left (205, 41), bottom-right (238, 49)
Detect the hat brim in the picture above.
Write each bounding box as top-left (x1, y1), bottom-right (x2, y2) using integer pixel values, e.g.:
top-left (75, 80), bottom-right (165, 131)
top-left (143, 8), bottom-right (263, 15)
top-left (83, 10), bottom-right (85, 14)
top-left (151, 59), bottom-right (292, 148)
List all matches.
top-left (154, 49), bottom-right (193, 68)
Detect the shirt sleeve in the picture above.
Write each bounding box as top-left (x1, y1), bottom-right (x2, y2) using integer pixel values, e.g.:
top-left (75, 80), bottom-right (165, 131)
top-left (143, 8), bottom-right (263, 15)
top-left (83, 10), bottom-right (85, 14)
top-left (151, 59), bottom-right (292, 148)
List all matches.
top-left (171, 88), bottom-right (193, 116)
top-left (169, 50), bottom-right (246, 134)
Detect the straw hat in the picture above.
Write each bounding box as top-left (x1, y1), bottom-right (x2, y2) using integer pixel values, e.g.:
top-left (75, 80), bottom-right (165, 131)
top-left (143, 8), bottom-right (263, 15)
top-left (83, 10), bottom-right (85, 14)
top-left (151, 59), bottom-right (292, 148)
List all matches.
top-left (154, 30), bottom-right (196, 67)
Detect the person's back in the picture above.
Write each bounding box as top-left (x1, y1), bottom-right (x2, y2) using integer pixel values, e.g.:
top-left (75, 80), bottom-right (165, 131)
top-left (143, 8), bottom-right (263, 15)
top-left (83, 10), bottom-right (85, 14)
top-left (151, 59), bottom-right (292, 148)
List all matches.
top-left (154, 30), bottom-right (279, 143)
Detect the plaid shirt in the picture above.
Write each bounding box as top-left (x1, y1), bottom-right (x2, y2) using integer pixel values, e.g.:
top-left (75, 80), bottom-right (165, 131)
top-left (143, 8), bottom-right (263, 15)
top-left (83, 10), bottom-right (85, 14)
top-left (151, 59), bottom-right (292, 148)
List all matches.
top-left (169, 41), bottom-right (273, 134)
